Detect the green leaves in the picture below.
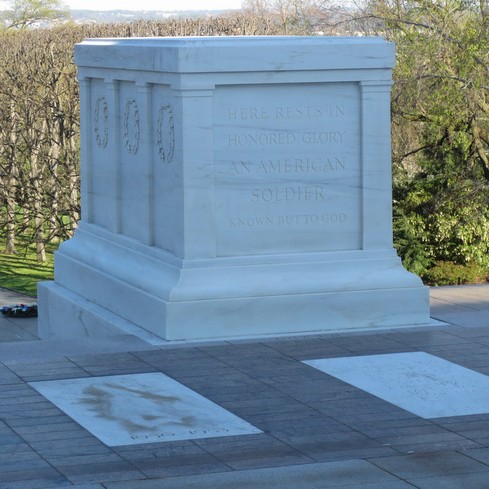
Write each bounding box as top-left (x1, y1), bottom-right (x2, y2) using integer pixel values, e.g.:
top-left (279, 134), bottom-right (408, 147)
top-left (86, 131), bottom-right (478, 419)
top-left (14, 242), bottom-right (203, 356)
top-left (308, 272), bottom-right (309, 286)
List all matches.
top-left (368, 0), bottom-right (489, 281)
top-left (1, 0), bottom-right (69, 30)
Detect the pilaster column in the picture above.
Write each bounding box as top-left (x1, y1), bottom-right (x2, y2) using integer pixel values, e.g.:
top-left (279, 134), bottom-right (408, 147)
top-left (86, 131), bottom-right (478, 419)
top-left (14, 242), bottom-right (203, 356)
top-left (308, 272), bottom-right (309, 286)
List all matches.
top-left (136, 81), bottom-right (154, 246)
top-left (77, 76), bottom-right (92, 223)
top-left (104, 78), bottom-right (121, 234)
top-left (360, 80), bottom-right (394, 250)
top-left (172, 84), bottom-right (216, 259)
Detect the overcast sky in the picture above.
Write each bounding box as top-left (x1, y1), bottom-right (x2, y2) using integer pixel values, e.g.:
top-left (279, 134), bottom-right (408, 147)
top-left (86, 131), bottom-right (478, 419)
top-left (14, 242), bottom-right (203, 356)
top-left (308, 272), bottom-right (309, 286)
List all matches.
top-left (66, 0), bottom-right (243, 10)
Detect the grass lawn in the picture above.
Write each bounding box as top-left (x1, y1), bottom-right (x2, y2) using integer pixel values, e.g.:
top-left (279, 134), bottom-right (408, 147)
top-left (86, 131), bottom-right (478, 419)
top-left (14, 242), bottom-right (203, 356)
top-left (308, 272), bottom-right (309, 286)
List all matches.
top-left (0, 247), bottom-right (54, 297)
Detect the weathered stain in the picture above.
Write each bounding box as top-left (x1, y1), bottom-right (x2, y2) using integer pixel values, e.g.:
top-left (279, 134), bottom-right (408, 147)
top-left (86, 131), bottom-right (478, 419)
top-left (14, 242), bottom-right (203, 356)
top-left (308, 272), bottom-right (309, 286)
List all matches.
top-left (80, 382), bottom-right (196, 434)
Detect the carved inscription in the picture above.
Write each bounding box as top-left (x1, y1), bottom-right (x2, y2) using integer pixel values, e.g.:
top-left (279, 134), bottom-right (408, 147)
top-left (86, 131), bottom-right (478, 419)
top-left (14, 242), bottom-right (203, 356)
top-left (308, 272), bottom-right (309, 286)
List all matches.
top-left (214, 85), bottom-right (361, 254)
top-left (229, 213), bottom-right (347, 228)
top-left (223, 103), bottom-right (348, 211)
top-left (228, 158), bottom-right (345, 175)
top-left (226, 104), bottom-right (343, 120)
top-left (227, 131), bottom-right (345, 146)
top-left (130, 427), bottom-right (231, 441)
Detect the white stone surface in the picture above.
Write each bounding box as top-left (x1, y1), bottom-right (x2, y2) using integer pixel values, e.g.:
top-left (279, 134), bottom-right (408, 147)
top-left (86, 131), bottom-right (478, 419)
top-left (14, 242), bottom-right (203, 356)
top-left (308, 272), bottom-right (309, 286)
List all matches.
top-left (30, 372), bottom-right (261, 446)
top-left (38, 36), bottom-right (430, 341)
top-left (214, 82), bottom-right (362, 255)
top-left (304, 352), bottom-right (489, 418)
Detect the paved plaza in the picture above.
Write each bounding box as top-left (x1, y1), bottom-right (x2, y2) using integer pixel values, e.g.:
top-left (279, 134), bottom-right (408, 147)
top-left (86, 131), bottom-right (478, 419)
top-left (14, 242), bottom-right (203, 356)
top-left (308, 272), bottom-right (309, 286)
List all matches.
top-left (0, 284), bottom-right (489, 488)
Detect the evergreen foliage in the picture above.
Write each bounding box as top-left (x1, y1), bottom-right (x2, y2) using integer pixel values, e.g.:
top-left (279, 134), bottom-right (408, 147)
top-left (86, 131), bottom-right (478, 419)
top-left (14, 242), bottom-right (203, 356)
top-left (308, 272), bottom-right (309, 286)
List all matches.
top-left (359, 0), bottom-right (489, 281)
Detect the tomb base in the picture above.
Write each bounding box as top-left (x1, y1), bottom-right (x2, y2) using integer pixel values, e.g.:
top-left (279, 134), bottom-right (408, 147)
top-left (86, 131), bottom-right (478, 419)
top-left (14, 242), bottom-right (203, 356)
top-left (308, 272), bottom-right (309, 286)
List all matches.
top-left (39, 37), bottom-right (432, 342)
top-left (38, 222), bottom-right (430, 342)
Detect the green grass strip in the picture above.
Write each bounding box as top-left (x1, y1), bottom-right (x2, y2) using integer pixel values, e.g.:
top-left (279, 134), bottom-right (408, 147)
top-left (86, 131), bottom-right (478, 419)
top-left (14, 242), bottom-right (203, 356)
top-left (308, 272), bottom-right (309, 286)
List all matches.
top-left (0, 250), bottom-right (54, 297)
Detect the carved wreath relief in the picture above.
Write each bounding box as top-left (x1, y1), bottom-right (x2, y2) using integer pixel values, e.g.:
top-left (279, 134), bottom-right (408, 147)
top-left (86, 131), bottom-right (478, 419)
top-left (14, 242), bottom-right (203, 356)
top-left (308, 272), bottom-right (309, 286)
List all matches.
top-left (93, 95), bottom-right (174, 160)
top-left (157, 104), bottom-right (175, 163)
top-left (123, 100), bottom-right (140, 154)
top-left (94, 96), bottom-right (109, 149)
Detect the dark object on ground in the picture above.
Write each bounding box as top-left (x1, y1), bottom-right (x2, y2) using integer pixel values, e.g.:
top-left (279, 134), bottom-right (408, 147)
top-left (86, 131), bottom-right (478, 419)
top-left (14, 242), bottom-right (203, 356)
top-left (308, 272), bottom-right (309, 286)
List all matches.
top-left (1, 303), bottom-right (38, 318)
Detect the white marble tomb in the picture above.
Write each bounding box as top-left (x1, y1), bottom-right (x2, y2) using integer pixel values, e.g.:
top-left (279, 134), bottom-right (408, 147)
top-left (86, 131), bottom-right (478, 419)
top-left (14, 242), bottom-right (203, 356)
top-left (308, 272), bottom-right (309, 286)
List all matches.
top-left (305, 352), bottom-right (489, 419)
top-left (30, 372), bottom-right (261, 446)
top-left (38, 36), bottom-right (430, 341)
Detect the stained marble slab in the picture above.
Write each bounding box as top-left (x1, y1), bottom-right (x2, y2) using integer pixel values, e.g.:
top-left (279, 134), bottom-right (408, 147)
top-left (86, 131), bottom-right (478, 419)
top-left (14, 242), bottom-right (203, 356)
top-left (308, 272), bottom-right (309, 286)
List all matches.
top-left (29, 372), bottom-right (261, 446)
top-left (304, 352), bottom-right (489, 419)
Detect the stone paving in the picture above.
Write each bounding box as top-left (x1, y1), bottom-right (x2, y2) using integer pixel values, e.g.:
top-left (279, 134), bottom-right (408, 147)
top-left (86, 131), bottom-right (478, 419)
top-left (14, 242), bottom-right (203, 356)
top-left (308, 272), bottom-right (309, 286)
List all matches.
top-left (0, 284), bottom-right (488, 488)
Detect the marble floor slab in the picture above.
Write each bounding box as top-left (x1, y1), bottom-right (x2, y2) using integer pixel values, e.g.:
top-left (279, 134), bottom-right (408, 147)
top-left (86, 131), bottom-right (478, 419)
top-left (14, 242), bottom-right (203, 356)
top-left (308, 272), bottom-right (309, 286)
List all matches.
top-left (304, 352), bottom-right (489, 419)
top-left (29, 372), bottom-right (261, 446)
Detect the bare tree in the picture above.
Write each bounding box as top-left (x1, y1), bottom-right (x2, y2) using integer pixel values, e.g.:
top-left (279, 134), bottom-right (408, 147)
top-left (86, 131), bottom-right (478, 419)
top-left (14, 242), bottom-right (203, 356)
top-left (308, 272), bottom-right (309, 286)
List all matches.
top-left (242, 0), bottom-right (326, 34)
